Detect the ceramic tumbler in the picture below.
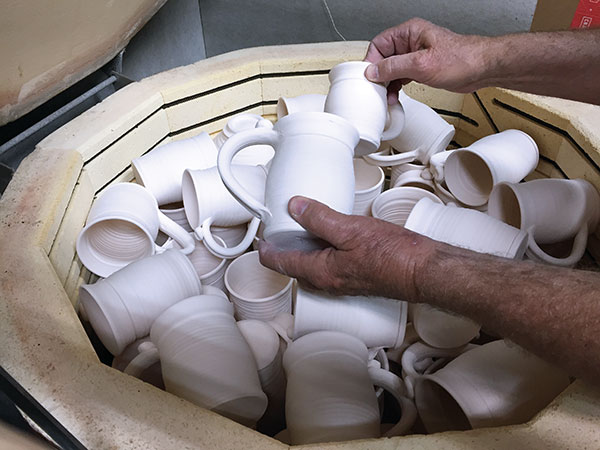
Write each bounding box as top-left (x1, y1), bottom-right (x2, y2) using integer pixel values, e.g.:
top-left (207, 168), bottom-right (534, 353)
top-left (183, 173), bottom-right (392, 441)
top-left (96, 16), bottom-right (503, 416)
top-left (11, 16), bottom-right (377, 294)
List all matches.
top-left (182, 165), bottom-right (267, 258)
top-left (76, 183), bottom-right (195, 277)
top-left (371, 187), bottom-right (443, 227)
top-left (414, 340), bottom-right (570, 432)
top-left (488, 178), bottom-right (600, 267)
top-left (284, 331), bottom-right (416, 445)
top-left (405, 198), bottom-right (528, 259)
top-left (444, 130), bottom-right (539, 207)
top-left (276, 94), bottom-right (326, 119)
top-left (79, 249), bottom-right (202, 355)
top-left (324, 61), bottom-right (405, 156)
top-left (218, 112), bottom-right (359, 251)
top-left (225, 251), bottom-right (293, 321)
top-left (353, 158), bottom-right (385, 216)
top-left (131, 132), bottom-right (218, 205)
top-left (293, 286), bottom-right (408, 349)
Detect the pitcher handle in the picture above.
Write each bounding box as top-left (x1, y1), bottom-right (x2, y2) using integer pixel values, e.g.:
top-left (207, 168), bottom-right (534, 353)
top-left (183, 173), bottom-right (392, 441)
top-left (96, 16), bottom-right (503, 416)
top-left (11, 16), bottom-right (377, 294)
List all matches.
top-left (218, 127), bottom-right (279, 221)
top-left (526, 223), bottom-right (588, 268)
top-left (380, 101), bottom-right (405, 142)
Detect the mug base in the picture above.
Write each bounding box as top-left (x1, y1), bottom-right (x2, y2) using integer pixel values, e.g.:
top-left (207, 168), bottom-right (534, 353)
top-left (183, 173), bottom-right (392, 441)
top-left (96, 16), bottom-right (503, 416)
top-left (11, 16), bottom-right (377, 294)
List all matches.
top-left (265, 231), bottom-right (329, 252)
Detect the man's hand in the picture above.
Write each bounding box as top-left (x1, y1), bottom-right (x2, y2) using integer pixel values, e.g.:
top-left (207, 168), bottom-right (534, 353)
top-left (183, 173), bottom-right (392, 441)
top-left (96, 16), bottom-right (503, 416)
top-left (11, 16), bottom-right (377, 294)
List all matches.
top-left (364, 18), bottom-right (490, 103)
top-left (257, 196), bottom-right (435, 301)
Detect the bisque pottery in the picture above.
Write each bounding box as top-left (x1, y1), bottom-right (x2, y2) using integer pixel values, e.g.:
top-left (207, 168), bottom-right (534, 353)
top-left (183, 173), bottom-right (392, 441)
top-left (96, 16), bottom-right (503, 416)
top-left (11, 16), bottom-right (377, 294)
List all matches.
top-left (76, 183), bottom-right (195, 277)
top-left (410, 303), bottom-right (480, 349)
top-left (238, 319), bottom-right (286, 435)
top-left (324, 61), bottom-right (405, 156)
top-left (113, 337), bottom-right (163, 389)
top-left (353, 158), bottom-right (385, 216)
top-left (213, 113), bottom-right (275, 166)
top-left (135, 296), bottom-right (268, 427)
top-left (218, 112), bottom-right (359, 251)
top-left (131, 132), bottom-right (218, 205)
top-left (293, 286), bottom-right (408, 349)
top-left (405, 198), bottom-right (528, 259)
top-left (211, 223), bottom-right (249, 248)
top-left (276, 94), bottom-right (326, 119)
top-left (365, 91), bottom-right (454, 166)
top-left (182, 165), bottom-right (267, 258)
top-left (392, 168), bottom-right (436, 192)
top-left (371, 187), bottom-right (443, 227)
top-left (79, 249), bottom-right (202, 355)
top-left (225, 251), bottom-right (293, 321)
top-left (283, 331), bottom-right (416, 445)
top-left (159, 204), bottom-right (193, 232)
top-left (444, 130), bottom-right (539, 207)
top-left (389, 160), bottom-right (428, 187)
top-left (414, 340), bottom-right (570, 433)
top-left (488, 178), bottom-right (600, 267)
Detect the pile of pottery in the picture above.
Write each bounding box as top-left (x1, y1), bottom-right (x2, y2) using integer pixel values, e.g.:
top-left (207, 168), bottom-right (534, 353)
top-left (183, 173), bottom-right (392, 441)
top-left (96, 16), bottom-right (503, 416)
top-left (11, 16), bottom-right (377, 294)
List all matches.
top-left (76, 61), bottom-right (596, 444)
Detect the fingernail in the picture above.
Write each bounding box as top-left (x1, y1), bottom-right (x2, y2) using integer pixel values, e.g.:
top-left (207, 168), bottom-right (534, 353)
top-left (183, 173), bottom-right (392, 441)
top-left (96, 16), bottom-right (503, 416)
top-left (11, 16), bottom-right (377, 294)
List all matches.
top-left (289, 197), bottom-right (309, 218)
top-left (365, 64), bottom-right (379, 81)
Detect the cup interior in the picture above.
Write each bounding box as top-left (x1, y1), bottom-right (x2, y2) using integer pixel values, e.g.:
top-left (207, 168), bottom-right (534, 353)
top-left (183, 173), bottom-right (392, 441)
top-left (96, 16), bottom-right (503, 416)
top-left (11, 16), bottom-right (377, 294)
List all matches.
top-left (354, 159), bottom-right (384, 192)
top-left (488, 184), bottom-right (522, 229)
top-left (415, 378), bottom-right (471, 433)
top-left (445, 150), bottom-right (494, 206)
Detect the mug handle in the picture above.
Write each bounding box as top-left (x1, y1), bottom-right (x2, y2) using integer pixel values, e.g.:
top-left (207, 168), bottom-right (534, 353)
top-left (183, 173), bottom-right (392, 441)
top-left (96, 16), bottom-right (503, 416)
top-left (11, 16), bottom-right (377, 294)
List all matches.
top-left (218, 127), bottom-right (279, 221)
top-left (157, 211), bottom-right (195, 255)
top-left (525, 223), bottom-right (589, 268)
top-left (363, 149), bottom-right (418, 167)
top-left (124, 342), bottom-right (160, 378)
top-left (368, 366), bottom-right (417, 437)
top-left (380, 102), bottom-right (405, 142)
top-left (200, 216), bottom-right (261, 259)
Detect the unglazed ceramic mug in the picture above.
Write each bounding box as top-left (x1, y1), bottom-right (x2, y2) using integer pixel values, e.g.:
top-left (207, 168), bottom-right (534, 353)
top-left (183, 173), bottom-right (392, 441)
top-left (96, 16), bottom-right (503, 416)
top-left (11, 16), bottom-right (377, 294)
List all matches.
top-left (182, 165), bottom-right (267, 258)
top-left (390, 160), bottom-right (428, 187)
top-left (218, 112), bottom-right (359, 251)
top-left (324, 61), bottom-right (405, 156)
top-left (293, 286), bottom-right (408, 349)
top-left (364, 91), bottom-right (454, 166)
top-left (488, 178), bottom-right (600, 267)
top-left (284, 331), bottom-right (416, 444)
top-left (79, 249), bottom-right (202, 355)
top-left (159, 204), bottom-right (193, 232)
top-left (225, 251), bottom-right (294, 321)
top-left (410, 303), bottom-right (481, 349)
top-left (392, 168), bottom-right (436, 192)
top-left (405, 198), bottom-right (528, 259)
top-left (131, 132), bottom-right (218, 206)
top-left (444, 129), bottom-right (539, 207)
top-left (113, 337), bottom-right (163, 389)
top-left (76, 183), bottom-right (195, 277)
top-left (353, 158), bottom-right (385, 216)
top-left (128, 295), bottom-right (268, 427)
top-left (276, 94), bottom-right (327, 119)
top-left (213, 113), bottom-right (275, 166)
top-left (414, 340), bottom-right (570, 433)
top-left (371, 187), bottom-right (443, 227)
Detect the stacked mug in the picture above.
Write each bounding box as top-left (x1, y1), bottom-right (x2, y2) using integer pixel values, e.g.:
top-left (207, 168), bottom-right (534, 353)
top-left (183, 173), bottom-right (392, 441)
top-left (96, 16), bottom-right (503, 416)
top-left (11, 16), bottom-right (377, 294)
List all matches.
top-left (74, 59), bottom-right (586, 444)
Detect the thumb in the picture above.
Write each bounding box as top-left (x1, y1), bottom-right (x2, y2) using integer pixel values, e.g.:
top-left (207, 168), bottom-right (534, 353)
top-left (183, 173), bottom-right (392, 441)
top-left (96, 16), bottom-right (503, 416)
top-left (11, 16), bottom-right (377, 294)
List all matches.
top-left (288, 196), bottom-right (350, 248)
top-left (365, 51), bottom-right (428, 84)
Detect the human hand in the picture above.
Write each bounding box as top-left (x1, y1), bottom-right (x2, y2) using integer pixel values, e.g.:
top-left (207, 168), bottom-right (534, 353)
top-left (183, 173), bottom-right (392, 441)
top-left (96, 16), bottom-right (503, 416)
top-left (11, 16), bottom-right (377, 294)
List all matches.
top-left (257, 196), bottom-right (435, 300)
top-left (364, 18), bottom-right (491, 103)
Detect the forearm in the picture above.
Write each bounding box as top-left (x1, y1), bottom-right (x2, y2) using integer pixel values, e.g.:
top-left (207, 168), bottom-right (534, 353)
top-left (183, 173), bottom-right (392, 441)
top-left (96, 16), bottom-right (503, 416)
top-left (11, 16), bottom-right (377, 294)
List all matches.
top-left (479, 29), bottom-right (600, 104)
top-left (413, 242), bottom-right (600, 382)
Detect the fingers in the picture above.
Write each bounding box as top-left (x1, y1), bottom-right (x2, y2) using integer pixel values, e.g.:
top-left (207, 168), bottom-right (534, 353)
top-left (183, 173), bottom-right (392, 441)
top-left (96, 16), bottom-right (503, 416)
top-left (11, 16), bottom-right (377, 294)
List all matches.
top-left (287, 196), bottom-right (353, 248)
top-left (365, 51), bottom-right (430, 84)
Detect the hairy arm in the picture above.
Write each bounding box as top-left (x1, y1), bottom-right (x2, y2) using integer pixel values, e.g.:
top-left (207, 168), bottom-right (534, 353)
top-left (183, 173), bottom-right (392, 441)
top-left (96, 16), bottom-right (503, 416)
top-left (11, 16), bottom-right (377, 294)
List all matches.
top-left (259, 197), bottom-right (600, 383)
top-left (364, 18), bottom-right (600, 105)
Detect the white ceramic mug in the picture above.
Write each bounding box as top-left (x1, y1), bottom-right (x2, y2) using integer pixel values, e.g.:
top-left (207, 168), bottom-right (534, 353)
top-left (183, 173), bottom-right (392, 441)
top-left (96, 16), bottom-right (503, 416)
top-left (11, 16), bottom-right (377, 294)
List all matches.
top-left (371, 187), bottom-right (443, 227)
top-left (182, 165), bottom-right (266, 258)
top-left (218, 112), bottom-right (359, 251)
top-left (76, 183), bottom-right (195, 277)
top-left (79, 249), bottom-right (202, 355)
top-left (364, 91), bottom-right (454, 166)
top-left (488, 178), bottom-right (600, 267)
top-left (392, 168), bottom-right (436, 192)
top-left (405, 198), bottom-right (528, 259)
top-left (390, 160), bottom-right (428, 187)
top-left (159, 204), bottom-right (193, 232)
top-left (444, 130), bottom-right (539, 207)
top-left (128, 295), bottom-right (268, 427)
top-left (324, 61), bottom-right (405, 156)
top-left (414, 340), bottom-right (570, 432)
top-left (213, 113), bottom-right (275, 166)
top-left (293, 286), bottom-right (408, 349)
top-left (353, 158), bottom-right (385, 216)
top-left (113, 337), bottom-right (163, 389)
top-left (225, 251), bottom-right (294, 321)
top-left (284, 331), bottom-right (416, 444)
top-left (410, 303), bottom-right (480, 350)
top-left (276, 94), bottom-right (326, 119)
top-left (132, 132), bottom-right (218, 205)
